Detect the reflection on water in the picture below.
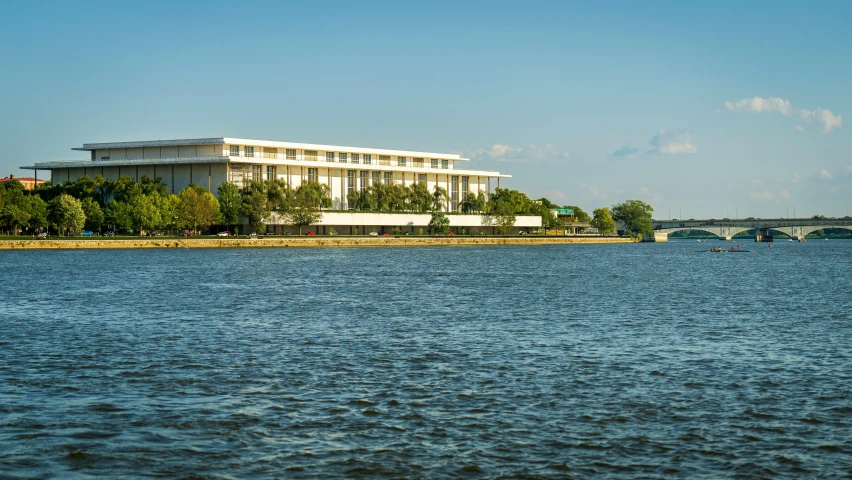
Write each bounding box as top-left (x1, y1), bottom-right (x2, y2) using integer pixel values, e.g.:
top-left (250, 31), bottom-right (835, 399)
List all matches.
top-left (1, 241), bottom-right (851, 477)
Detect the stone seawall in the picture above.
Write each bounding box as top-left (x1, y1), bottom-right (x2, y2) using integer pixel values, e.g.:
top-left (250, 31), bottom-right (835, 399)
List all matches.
top-left (0, 236), bottom-right (636, 250)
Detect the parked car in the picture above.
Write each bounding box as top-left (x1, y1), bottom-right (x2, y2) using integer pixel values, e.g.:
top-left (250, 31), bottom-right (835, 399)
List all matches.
top-left (181, 232), bottom-right (195, 237)
top-left (81, 231), bottom-right (94, 236)
top-left (306, 231), bottom-right (315, 236)
top-left (217, 231), bottom-right (231, 237)
top-left (37, 232), bottom-right (48, 238)
top-left (382, 232), bottom-right (390, 236)
top-left (404, 231), bottom-right (414, 235)
top-left (246, 232), bottom-right (257, 237)
top-left (103, 231), bottom-right (115, 237)
top-left (368, 231), bottom-right (379, 236)
top-left (447, 232), bottom-right (454, 237)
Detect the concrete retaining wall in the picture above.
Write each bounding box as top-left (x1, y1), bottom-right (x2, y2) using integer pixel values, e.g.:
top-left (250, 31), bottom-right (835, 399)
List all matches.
top-left (0, 236), bottom-right (636, 250)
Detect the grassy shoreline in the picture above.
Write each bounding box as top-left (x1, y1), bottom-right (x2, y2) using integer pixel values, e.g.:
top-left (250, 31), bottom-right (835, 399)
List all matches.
top-left (0, 236), bottom-right (636, 250)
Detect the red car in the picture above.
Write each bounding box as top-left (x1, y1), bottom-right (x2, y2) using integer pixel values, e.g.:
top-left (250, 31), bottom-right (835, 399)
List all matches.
top-left (447, 232), bottom-right (455, 237)
top-left (306, 231), bottom-right (315, 236)
top-left (181, 232), bottom-right (195, 237)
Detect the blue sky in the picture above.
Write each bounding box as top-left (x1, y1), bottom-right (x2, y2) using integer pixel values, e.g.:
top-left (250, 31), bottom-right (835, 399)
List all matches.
top-left (1, 0), bottom-right (850, 218)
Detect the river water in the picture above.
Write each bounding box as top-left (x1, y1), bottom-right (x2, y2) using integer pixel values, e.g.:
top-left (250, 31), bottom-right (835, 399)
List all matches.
top-left (1, 240), bottom-right (850, 478)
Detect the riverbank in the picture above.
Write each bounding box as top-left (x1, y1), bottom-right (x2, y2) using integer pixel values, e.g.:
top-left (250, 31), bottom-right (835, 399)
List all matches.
top-left (0, 236), bottom-right (636, 250)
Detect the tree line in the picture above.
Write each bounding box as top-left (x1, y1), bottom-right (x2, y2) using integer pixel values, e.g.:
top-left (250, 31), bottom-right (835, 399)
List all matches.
top-left (0, 175), bottom-right (223, 236)
top-left (590, 200), bottom-right (655, 239)
top-left (1, 174), bottom-right (646, 236)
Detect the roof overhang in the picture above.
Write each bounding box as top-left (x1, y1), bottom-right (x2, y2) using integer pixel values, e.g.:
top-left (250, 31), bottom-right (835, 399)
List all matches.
top-left (72, 137), bottom-right (468, 161)
top-left (20, 156), bottom-right (230, 170)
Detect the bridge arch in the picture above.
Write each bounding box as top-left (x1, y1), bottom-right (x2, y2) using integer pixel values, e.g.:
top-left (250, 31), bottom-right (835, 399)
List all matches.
top-left (800, 225), bottom-right (852, 238)
top-left (655, 226), bottom-right (751, 240)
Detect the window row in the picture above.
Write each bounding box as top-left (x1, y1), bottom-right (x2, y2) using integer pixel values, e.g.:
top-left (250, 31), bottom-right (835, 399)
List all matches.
top-left (227, 146), bottom-right (451, 168)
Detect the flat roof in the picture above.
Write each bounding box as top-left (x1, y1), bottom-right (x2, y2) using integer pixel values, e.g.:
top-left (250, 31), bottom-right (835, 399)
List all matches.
top-left (73, 137), bottom-right (468, 161)
top-left (19, 157), bottom-right (510, 177)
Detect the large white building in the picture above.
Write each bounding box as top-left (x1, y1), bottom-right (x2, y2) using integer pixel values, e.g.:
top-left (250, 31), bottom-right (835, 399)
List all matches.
top-left (22, 137), bottom-right (541, 234)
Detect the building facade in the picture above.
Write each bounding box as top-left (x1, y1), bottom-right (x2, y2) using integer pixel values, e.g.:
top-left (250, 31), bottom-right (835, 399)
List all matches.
top-left (21, 137), bottom-right (541, 233)
top-left (1, 175), bottom-right (46, 190)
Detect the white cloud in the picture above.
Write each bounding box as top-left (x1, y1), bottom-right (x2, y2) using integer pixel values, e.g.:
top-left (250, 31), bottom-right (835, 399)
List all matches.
top-left (470, 144), bottom-right (521, 161)
top-left (797, 107), bottom-right (842, 131)
top-left (725, 97), bottom-right (842, 133)
top-left (792, 172), bottom-right (800, 183)
top-left (647, 129), bottom-right (697, 155)
top-left (529, 143), bottom-right (570, 160)
top-left (749, 191), bottom-right (776, 200)
top-left (725, 97), bottom-right (793, 116)
top-left (749, 189), bottom-right (793, 202)
top-left (847, 166), bottom-right (852, 172)
top-left (816, 108), bottom-right (842, 132)
top-left (467, 143), bottom-right (569, 163)
top-left (794, 124), bottom-right (804, 132)
top-left (610, 146), bottom-right (639, 158)
top-left (820, 168), bottom-right (832, 179)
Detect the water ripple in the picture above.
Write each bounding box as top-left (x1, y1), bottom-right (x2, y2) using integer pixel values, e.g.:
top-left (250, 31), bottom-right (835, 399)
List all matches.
top-left (1, 241), bottom-right (851, 477)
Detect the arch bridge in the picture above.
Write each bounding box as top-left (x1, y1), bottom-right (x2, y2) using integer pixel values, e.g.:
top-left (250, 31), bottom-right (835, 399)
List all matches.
top-left (652, 218), bottom-right (852, 242)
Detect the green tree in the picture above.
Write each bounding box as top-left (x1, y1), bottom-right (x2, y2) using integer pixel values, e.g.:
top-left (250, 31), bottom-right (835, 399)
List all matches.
top-left (50, 194), bottom-right (86, 236)
top-left (407, 182), bottom-right (432, 213)
top-left (287, 181), bottom-right (332, 234)
top-left (128, 193), bottom-right (161, 235)
top-left (217, 182), bottom-right (242, 231)
top-left (590, 207), bottom-right (616, 236)
top-left (178, 185), bottom-right (220, 234)
top-left (460, 190), bottom-right (487, 214)
top-left (158, 194), bottom-right (182, 233)
top-left (81, 197), bottom-right (104, 231)
top-left (387, 184), bottom-right (408, 211)
top-left (528, 201), bottom-right (557, 232)
top-left (1, 203), bottom-right (30, 235)
top-left (104, 201), bottom-right (133, 234)
top-left (611, 200), bottom-right (654, 237)
top-left (240, 181), bottom-right (272, 234)
top-left (427, 210), bottom-right (450, 234)
top-left (0, 180), bottom-right (28, 234)
top-left (432, 186), bottom-right (449, 212)
top-left (26, 195), bottom-right (49, 232)
top-left (488, 188), bottom-right (526, 234)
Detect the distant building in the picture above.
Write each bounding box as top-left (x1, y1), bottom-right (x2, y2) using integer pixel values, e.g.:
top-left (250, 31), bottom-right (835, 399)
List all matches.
top-left (0, 174), bottom-right (45, 190)
top-left (20, 137), bottom-right (542, 234)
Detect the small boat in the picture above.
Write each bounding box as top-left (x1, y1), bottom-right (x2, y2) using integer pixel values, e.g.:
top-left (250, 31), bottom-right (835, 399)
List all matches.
top-left (704, 247), bottom-right (749, 253)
